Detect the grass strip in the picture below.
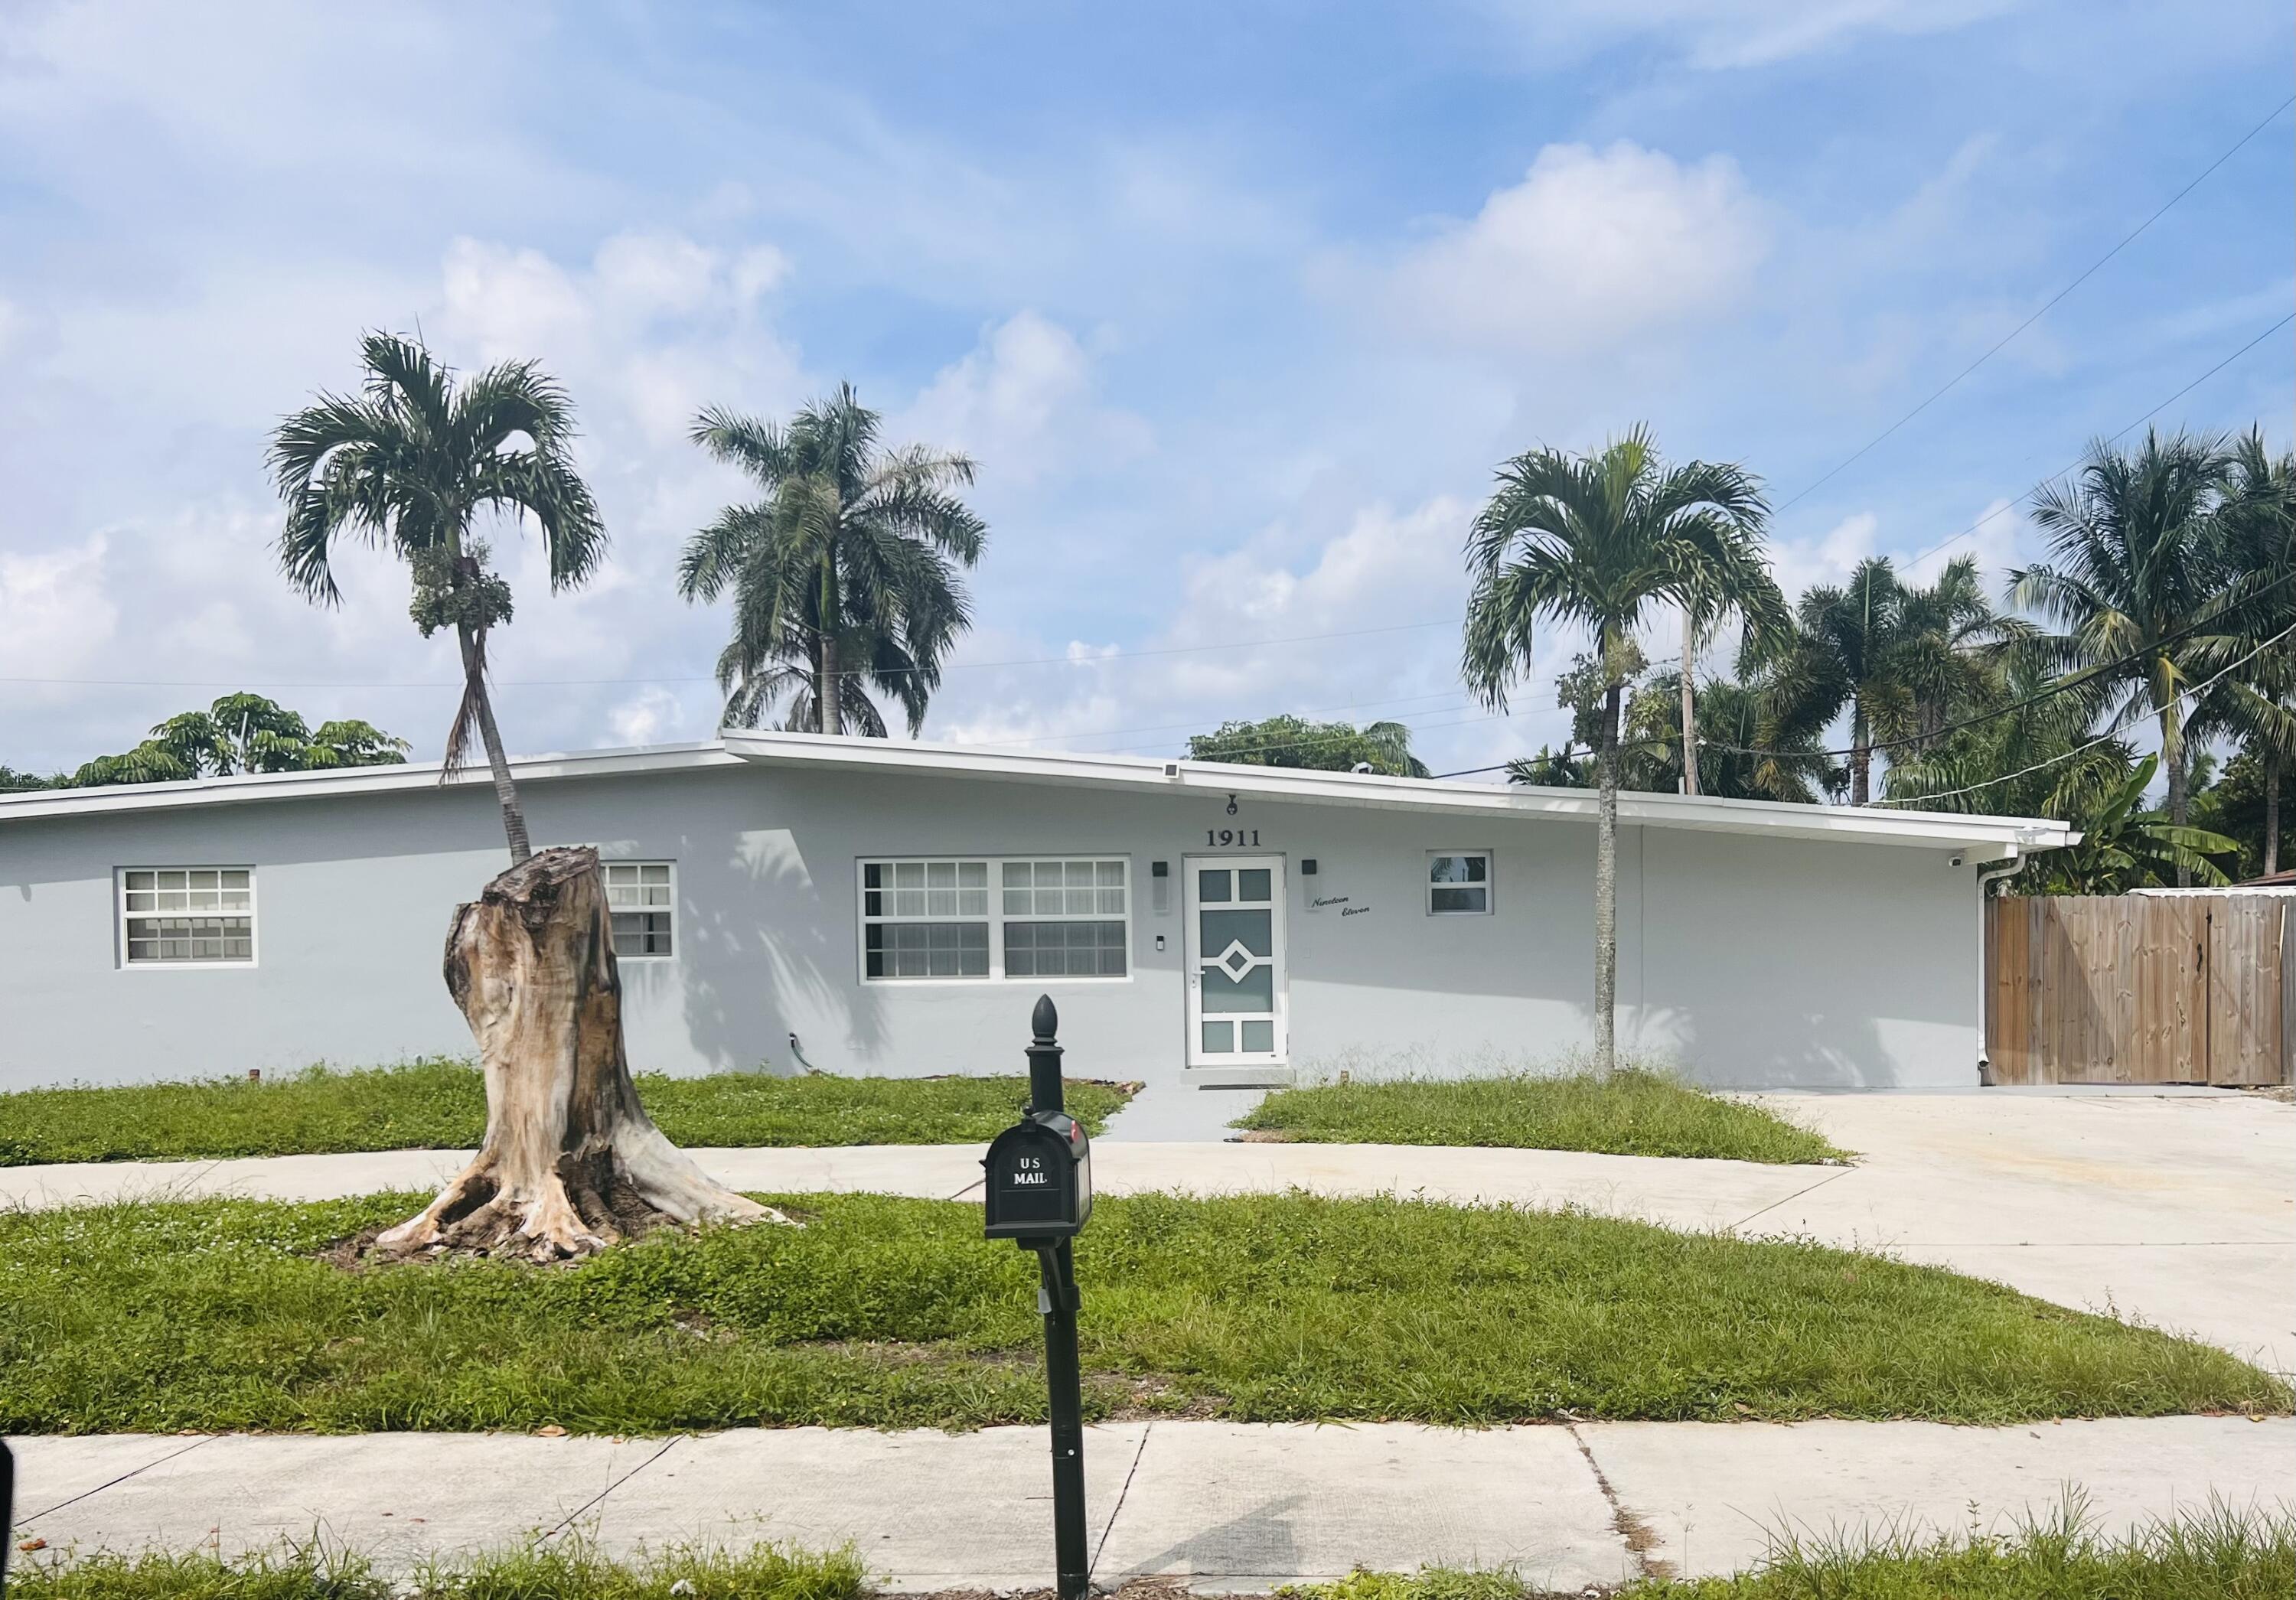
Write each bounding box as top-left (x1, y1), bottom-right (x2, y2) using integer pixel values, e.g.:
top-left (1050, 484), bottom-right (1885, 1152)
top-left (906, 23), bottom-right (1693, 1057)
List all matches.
top-left (1284, 1501), bottom-right (2296, 1598)
top-left (7, 1539), bottom-right (866, 1600)
top-left (2, 1191), bottom-right (2281, 1435)
top-left (11, 1503), bottom-right (2292, 1598)
top-left (1233, 1069), bottom-right (1845, 1164)
top-left (0, 1060), bottom-right (1134, 1165)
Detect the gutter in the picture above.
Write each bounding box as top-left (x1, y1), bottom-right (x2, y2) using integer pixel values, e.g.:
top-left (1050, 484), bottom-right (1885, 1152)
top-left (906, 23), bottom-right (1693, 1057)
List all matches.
top-left (1974, 854), bottom-right (2026, 1085)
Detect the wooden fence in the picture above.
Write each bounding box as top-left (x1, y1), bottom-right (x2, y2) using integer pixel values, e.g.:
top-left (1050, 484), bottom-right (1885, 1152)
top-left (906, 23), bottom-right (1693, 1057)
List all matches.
top-left (1985, 894), bottom-right (2293, 1085)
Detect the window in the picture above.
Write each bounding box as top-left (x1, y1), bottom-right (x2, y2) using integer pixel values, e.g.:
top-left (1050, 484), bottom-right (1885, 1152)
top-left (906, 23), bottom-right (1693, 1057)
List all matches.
top-left (604, 862), bottom-right (676, 959)
top-left (119, 868), bottom-right (254, 965)
top-left (861, 857), bottom-right (1129, 981)
top-left (1427, 851), bottom-right (1492, 915)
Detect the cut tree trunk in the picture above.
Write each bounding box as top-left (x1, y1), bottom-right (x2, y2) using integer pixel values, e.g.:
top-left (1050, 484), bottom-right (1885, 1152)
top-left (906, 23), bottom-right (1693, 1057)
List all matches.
top-left (375, 846), bottom-right (780, 1261)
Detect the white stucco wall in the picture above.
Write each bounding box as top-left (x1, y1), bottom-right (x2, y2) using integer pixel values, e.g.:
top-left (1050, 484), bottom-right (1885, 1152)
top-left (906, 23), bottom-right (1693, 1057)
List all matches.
top-left (0, 761), bottom-right (1985, 1092)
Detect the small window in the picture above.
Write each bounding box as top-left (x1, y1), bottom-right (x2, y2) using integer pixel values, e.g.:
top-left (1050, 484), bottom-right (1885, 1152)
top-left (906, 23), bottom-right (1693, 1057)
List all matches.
top-left (120, 868), bottom-right (255, 965)
top-left (604, 861), bottom-right (676, 959)
top-left (1427, 851), bottom-right (1492, 915)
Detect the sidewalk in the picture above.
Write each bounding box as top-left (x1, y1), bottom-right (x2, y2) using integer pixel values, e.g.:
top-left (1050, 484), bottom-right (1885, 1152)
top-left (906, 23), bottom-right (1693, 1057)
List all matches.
top-left (11, 1417), bottom-right (2291, 1588)
top-left (6, 1092), bottom-right (2289, 1369)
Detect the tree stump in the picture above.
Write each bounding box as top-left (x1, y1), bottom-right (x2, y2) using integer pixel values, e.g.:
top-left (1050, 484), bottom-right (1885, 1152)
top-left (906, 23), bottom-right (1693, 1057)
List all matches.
top-left (375, 846), bottom-right (781, 1261)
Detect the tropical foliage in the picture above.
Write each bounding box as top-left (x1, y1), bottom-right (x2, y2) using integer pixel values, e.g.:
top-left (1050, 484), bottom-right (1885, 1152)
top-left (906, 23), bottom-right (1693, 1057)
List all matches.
top-left (3, 695), bottom-right (406, 790)
top-left (678, 385), bottom-right (986, 737)
top-left (1189, 714), bottom-right (1431, 777)
top-left (1463, 425), bottom-right (1786, 1071)
top-left (268, 333), bottom-right (605, 862)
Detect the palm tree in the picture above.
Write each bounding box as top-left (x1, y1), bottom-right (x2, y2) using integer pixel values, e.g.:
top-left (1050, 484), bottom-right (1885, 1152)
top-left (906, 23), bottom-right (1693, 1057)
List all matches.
top-left (1463, 425), bottom-right (1785, 1076)
top-left (1760, 555), bottom-right (2019, 806)
top-left (2191, 430), bottom-right (2296, 874)
top-left (1623, 672), bottom-right (1837, 802)
top-left (1883, 652), bottom-right (2132, 824)
top-left (1673, 563), bottom-right (1796, 796)
top-left (269, 334), bottom-right (605, 862)
top-left (678, 385), bottom-right (986, 737)
top-left (66, 694), bottom-right (410, 788)
top-left (2011, 429), bottom-right (2233, 883)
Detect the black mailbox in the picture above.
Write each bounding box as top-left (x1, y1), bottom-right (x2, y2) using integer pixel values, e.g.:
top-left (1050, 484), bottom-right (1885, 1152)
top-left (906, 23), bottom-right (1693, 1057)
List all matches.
top-left (984, 1110), bottom-right (1092, 1240)
top-left (983, 993), bottom-right (1094, 1243)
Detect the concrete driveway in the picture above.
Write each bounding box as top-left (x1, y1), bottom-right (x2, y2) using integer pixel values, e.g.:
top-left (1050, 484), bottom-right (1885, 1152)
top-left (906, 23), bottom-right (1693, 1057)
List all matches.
top-left (5, 1089), bottom-right (2289, 1370)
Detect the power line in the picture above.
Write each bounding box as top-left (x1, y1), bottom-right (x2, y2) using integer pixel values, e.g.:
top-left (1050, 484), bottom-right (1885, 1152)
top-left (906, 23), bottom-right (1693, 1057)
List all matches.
top-left (1776, 94), bottom-right (2295, 516)
top-left (1874, 613), bottom-right (2296, 808)
top-left (0, 616), bottom-right (1459, 692)
top-left (1893, 310), bottom-right (2296, 575)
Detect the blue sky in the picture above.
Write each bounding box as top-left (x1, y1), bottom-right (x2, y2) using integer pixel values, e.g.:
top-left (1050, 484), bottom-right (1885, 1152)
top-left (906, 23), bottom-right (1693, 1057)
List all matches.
top-left (1, 1), bottom-right (2289, 779)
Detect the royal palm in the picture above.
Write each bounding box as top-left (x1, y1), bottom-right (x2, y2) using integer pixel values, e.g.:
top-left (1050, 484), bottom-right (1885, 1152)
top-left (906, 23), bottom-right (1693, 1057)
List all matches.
top-left (270, 334), bottom-right (605, 862)
top-left (679, 385), bottom-right (986, 736)
top-left (1463, 425), bottom-right (1785, 1076)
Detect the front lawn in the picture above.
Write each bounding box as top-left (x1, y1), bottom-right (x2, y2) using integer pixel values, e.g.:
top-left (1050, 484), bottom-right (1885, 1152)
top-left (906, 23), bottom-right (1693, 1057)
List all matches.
top-left (1288, 1503), bottom-right (2296, 1599)
top-left (1233, 1068), bottom-right (1844, 1164)
top-left (0, 1060), bottom-right (1135, 1165)
top-left (2, 1191), bottom-right (2281, 1435)
top-left (11, 1504), bottom-right (2291, 1600)
top-left (8, 1540), bottom-right (865, 1600)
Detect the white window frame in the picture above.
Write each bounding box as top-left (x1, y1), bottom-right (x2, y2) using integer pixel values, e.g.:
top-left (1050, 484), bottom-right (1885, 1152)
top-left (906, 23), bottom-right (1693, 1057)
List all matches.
top-left (603, 860), bottom-right (677, 962)
top-left (857, 855), bottom-right (1133, 985)
top-left (116, 866), bottom-right (259, 969)
top-left (1426, 849), bottom-right (1495, 917)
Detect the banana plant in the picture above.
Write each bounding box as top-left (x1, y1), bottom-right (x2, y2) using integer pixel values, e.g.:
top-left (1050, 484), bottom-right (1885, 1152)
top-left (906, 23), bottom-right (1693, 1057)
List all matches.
top-left (2034, 753), bottom-right (2240, 893)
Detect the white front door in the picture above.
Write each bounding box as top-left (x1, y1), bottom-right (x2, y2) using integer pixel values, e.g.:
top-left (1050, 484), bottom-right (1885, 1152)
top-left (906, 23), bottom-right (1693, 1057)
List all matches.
top-left (1184, 855), bottom-right (1287, 1067)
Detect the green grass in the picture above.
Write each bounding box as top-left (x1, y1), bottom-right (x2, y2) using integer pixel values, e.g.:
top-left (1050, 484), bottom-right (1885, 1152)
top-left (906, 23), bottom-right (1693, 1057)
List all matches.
top-left (2, 1191), bottom-right (2281, 1435)
top-left (6, 1539), bottom-right (866, 1600)
top-left (1232, 1067), bottom-right (1846, 1164)
top-left (12, 1506), bottom-right (2292, 1600)
top-left (1283, 1501), bottom-right (2296, 1598)
top-left (0, 1060), bottom-right (1135, 1165)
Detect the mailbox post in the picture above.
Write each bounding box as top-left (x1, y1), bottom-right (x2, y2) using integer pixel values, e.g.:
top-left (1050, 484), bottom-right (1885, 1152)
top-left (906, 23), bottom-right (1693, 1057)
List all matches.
top-left (983, 995), bottom-right (1092, 1600)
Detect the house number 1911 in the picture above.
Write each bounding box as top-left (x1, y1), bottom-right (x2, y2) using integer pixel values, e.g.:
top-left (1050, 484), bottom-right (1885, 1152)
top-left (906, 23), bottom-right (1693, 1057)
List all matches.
top-left (1206, 829), bottom-right (1261, 846)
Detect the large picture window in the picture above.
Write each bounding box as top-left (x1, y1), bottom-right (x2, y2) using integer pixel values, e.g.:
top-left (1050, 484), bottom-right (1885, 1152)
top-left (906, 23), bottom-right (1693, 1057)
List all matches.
top-left (604, 862), bottom-right (676, 960)
top-left (861, 856), bottom-right (1129, 981)
top-left (119, 867), bottom-right (255, 965)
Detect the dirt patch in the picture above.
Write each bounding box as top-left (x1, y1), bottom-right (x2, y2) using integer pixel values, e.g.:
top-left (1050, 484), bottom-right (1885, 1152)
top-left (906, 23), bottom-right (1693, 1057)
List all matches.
top-left (1233, 1129), bottom-right (1296, 1143)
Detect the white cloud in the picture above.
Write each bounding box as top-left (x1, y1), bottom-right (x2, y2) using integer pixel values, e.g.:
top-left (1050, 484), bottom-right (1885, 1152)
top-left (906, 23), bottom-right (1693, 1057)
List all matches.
top-left (607, 687), bottom-right (688, 746)
top-left (0, 534), bottom-right (119, 683)
top-left (898, 311), bottom-right (1151, 487)
top-left (1372, 142), bottom-right (1769, 358)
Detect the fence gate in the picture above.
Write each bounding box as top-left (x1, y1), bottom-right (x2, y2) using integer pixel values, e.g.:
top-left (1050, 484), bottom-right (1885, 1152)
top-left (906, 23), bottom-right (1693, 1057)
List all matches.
top-left (1985, 894), bottom-right (2290, 1085)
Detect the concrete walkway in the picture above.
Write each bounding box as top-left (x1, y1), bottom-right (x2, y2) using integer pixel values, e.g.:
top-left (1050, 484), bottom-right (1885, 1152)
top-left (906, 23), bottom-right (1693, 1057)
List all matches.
top-left (7, 1091), bottom-right (2288, 1370)
top-left (11, 1417), bottom-right (2291, 1588)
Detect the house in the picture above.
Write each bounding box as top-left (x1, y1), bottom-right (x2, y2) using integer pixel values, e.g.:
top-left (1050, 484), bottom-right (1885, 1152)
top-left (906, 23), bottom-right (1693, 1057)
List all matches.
top-left (0, 730), bottom-right (2076, 1094)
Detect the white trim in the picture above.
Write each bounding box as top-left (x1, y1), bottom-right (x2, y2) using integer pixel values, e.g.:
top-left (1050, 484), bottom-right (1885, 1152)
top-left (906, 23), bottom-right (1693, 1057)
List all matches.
top-left (0, 741), bottom-right (741, 824)
top-left (1426, 848), bottom-right (1495, 917)
top-left (115, 865), bottom-right (258, 969)
top-left (722, 729), bottom-right (2077, 855)
top-left (1184, 853), bottom-right (1287, 1068)
top-left (1, 726), bottom-right (2082, 859)
top-left (856, 855), bottom-right (1134, 986)
top-left (602, 859), bottom-right (677, 962)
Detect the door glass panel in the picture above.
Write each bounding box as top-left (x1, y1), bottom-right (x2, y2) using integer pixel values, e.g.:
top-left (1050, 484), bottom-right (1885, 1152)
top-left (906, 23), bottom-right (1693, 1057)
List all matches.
top-left (1197, 868), bottom-right (1231, 903)
top-left (1241, 1020), bottom-right (1274, 1053)
top-left (1201, 960), bottom-right (1274, 1013)
top-left (1238, 868), bottom-right (1271, 901)
top-left (1198, 908), bottom-right (1271, 958)
top-left (1202, 1021), bottom-right (1234, 1053)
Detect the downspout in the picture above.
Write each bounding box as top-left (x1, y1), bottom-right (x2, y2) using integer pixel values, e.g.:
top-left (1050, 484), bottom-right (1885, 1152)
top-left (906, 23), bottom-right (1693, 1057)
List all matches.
top-left (1974, 852), bottom-right (2024, 1086)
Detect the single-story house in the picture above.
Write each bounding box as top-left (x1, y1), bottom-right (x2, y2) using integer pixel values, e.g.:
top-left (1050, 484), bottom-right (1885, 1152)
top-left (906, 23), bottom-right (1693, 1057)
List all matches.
top-left (0, 729), bottom-right (2076, 1094)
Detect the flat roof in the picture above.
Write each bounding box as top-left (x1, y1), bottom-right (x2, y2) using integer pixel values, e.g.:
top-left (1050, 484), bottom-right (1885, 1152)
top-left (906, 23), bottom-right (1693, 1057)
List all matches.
top-left (0, 728), bottom-right (2073, 855)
